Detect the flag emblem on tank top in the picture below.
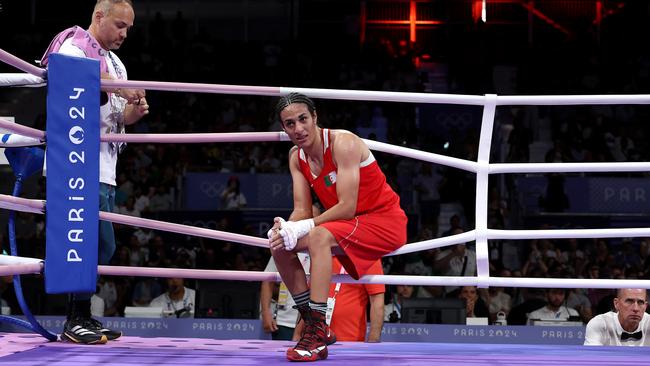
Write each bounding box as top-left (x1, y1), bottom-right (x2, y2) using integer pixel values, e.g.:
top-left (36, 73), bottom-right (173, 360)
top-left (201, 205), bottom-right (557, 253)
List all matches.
top-left (324, 171), bottom-right (337, 186)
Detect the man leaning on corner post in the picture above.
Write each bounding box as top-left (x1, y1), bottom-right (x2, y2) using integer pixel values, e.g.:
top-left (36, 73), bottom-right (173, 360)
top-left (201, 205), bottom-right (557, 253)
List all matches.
top-left (41, 0), bottom-right (149, 344)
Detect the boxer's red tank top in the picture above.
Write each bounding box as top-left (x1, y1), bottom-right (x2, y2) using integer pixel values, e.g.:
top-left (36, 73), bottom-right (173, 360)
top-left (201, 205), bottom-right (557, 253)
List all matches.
top-left (297, 129), bottom-right (400, 214)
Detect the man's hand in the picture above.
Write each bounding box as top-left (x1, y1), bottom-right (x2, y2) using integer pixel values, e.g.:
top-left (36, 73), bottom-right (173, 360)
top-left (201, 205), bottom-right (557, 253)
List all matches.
top-left (261, 311), bottom-right (279, 333)
top-left (124, 97), bottom-right (150, 125)
top-left (118, 88), bottom-right (146, 105)
top-left (131, 97), bottom-right (149, 117)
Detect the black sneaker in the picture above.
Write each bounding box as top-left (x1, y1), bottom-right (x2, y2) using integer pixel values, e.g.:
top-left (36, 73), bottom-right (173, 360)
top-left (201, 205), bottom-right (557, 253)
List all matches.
top-left (88, 318), bottom-right (122, 341)
top-left (61, 318), bottom-right (107, 344)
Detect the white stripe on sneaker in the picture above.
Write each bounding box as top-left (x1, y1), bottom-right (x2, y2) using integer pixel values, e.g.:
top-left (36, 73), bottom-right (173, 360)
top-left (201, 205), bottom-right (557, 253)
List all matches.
top-left (71, 325), bottom-right (96, 336)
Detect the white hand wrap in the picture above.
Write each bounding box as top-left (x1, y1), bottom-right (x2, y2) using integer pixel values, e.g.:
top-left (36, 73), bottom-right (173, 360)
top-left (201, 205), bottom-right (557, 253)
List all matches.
top-left (267, 217), bottom-right (286, 239)
top-left (279, 219), bottom-right (314, 251)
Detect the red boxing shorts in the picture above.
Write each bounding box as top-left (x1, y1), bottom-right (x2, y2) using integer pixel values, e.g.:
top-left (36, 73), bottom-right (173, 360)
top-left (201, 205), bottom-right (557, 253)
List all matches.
top-left (321, 208), bottom-right (407, 279)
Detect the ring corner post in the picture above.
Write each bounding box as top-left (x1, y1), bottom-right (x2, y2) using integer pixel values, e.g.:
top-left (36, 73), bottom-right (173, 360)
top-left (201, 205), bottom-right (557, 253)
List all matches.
top-left (475, 94), bottom-right (498, 287)
top-left (44, 53), bottom-right (100, 299)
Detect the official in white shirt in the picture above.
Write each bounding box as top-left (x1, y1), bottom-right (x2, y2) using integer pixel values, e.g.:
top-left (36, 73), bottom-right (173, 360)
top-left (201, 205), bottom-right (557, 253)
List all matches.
top-left (150, 278), bottom-right (195, 318)
top-left (527, 288), bottom-right (579, 324)
top-left (584, 288), bottom-right (650, 346)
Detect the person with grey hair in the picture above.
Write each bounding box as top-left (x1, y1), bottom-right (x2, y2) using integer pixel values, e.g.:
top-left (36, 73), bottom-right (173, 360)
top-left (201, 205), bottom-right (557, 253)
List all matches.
top-left (585, 288), bottom-right (650, 346)
top-left (41, 0), bottom-right (149, 344)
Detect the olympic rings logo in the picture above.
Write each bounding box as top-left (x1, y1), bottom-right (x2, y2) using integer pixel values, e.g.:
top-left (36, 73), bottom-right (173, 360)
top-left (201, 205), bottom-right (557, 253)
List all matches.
top-left (435, 112), bottom-right (474, 129)
top-left (200, 181), bottom-right (225, 198)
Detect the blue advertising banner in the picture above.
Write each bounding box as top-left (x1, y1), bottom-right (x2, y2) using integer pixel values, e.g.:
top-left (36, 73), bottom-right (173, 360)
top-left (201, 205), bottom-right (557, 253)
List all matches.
top-left (588, 178), bottom-right (650, 213)
top-left (516, 176), bottom-right (650, 214)
top-left (44, 54), bottom-right (100, 294)
top-left (183, 172), bottom-right (292, 210)
top-left (0, 317), bottom-right (585, 345)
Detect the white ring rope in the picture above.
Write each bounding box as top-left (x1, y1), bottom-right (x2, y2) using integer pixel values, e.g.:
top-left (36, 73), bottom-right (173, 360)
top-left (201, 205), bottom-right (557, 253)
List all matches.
top-left (101, 131), bottom-right (291, 144)
top-left (0, 254), bottom-right (41, 265)
top-left (2, 253), bottom-right (650, 290)
top-left (0, 254), bottom-right (43, 276)
top-left (0, 49), bottom-right (46, 79)
top-left (0, 195), bottom-right (269, 248)
top-left (0, 73), bottom-right (46, 87)
top-left (0, 134), bottom-right (44, 147)
top-left (490, 162), bottom-right (650, 174)
top-left (2, 253), bottom-right (650, 289)
top-left (0, 194), bottom-right (476, 255)
top-left (4, 193), bottom-right (650, 254)
top-left (0, 262), bottom-right (43, 277)
top-left (0, 195), bottom-right (45, 214)
top-left (0, 117), bottom-right (45, 140)
top-left (2, 48), bottom-right (650, 289)
top-left (102, 78), bottom-right (650, 106)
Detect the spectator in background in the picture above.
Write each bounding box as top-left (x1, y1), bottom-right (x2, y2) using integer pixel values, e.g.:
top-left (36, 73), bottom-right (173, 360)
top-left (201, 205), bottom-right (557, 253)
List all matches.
top-left (584, 260), bottom-right (616, 314)
top-left (559, 238), bottom-right (586, 276)
top-left (459, 286), bottom-right (489, 318)
top-left (133, 186), bottom-right (151, 213)
top-left (149, 185), bottom-right (174, 211)
top-left (149, 278), bottom-right (195, 318)
top-left (487, 187), bottom-right (508, 230)
top-left (147, 235), bottom-right (170, 268)
top-left (615, 239), bottom-right (642, 273)
top-left (112, 245), bottom-right (131, 267)
top-left (487, 280), bottom-right (512, 322)
top-left (258, 147), bottom-right (282, 173)
top-left (413, 163), bottom-right (444, 232)
top-left (539, 174), bottom-right (569, 213)
top-left (128, 234), bottom-right (146, 267)
top-left (527, 289), bottom-right (580, 324)
top-left (115, 172), bottom-right (134, 205)
top-left (384, 283), bottom-right (416, 323)
top-left (172, 240), bottom-right (199, 269)
top-left (220, 176), bottom-right (247, 210)
top-left (506, 112), bottom-right (532, 163)
top-left (131, 278), bottom-right (162, 307)
top-left (567, 288), bottom-right (593, 323)
top-left (508, 287), bottom-right (547, 325)
top-left (639, 238), bottom-right (650, 263)
top-left (90, 293), bottom-right (105, 318)
top-left (441, 214), bottom-right (463, 237)
top-left (115, 196), bottom-right (141, 217)
top-left (433, 228), bottom-right (476, 297)
top-left (97, 277), bottom-right (119, 317)
top-left (522, 240), bottom-right (548, 277)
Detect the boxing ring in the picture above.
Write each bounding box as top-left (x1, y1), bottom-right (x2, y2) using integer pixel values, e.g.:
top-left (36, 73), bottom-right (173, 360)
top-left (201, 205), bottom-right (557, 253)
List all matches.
top-left (1, 47), bottom-right (650, 364)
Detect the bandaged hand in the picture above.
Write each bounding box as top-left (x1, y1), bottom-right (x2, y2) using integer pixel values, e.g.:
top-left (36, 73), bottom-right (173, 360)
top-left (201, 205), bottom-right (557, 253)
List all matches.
top-left (267, 217), bottom-right (286, 239)
top-left (278, 219), bottom-right (314, 251)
